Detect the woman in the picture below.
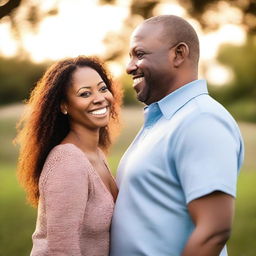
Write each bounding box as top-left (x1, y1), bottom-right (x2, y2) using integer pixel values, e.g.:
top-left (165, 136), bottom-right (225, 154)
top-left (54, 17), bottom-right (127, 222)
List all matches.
top-left (15, 56), bottom-right (122, 255)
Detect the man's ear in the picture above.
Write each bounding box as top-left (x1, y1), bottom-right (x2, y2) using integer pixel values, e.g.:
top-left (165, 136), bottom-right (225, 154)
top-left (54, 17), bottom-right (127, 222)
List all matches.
top-left (173, 42), bottom-right (189, 68)
top-left (60, 102), bottom-right (68, 115)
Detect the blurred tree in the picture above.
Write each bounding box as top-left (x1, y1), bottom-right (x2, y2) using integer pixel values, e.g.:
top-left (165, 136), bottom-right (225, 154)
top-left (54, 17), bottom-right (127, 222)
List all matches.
top-left (0, 0), bottom-right (22, 19)
top-left (217, 36), bottom-right (256, 100)
top-left (100, 0), bottom-right (256, 60)
top-left (119, 73), bottom-right (141, 106)
top-left (209, 35), bottom-right (256, 122)
top-left (1, 0), bottom-right (255, 56)
top-left (179, 0), bottom-right (256, 33)
top-left (0, 0), bottom-right (58, 40)
top-left (0, 56), bottom-right (48, 105)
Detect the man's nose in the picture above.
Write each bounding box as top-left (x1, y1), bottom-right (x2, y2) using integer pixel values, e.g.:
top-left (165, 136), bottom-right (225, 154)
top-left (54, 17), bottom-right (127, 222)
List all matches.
top-left (126, 58), bottom-right (138, 75)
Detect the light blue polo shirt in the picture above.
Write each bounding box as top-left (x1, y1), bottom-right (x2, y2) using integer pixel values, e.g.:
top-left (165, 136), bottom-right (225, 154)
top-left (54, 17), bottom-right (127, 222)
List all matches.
top-left (110, 80), bottom-right (244, 256)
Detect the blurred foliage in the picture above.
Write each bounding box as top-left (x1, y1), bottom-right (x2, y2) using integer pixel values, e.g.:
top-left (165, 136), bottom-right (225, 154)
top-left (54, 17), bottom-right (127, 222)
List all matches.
top-left (217, 36), bottom-right (256, 101)
top-left (179, 0), bottom-right (256, 33)
top-left (226, 99), bottom-right (256, 123)
top-left (119, 73), bottom-right (141, 106)
top-left (209, 35), bottom-right (256, 122)
top-left (98, 0), bottom-right (116, 4)
top-left (0, 0), bottom-right (22, 19)
top-left (0, 56), bottom-right (48, 105)
top-left (0, 0), bottom-right (58, 36)
top-left (7, 0), bottom-right (255, 34)
top-left (0, 55), bottom-right (139, 106)
top-left (101, 0), bottom-right (256, 61)
top-left (130, 0), bottom-right (158, 19)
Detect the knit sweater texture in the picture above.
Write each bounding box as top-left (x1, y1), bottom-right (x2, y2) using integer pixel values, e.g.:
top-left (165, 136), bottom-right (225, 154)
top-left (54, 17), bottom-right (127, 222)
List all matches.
top-left (30, 143), bottom-right (115, 256)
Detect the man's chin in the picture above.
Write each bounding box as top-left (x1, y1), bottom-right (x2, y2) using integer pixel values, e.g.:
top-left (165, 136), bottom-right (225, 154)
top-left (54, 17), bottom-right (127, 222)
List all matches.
top-left (136, 91), bottom-right (149, 104)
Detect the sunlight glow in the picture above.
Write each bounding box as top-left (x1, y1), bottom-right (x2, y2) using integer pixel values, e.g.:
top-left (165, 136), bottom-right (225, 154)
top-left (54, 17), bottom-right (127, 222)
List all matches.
top-left (206, 61), bottom-right (234, 86)
top-left (200, 25), bottom-right (246, 61)
top-left (218, 24), bottom-right (246, 45)
top-left (107, 61), bottom-right (123, 78)
top-left (29, 1), bottom-right (127, 62)
top-left (0, 22), bottom-right (17, 56)
top-left (0, 0), bottom-right (248, 87)
top-left (153, 2), bottom-right (186, 16)
top-left (4, 0), bottom-right (129, 62)
top-left (203, 1), bottom-right (243, 27)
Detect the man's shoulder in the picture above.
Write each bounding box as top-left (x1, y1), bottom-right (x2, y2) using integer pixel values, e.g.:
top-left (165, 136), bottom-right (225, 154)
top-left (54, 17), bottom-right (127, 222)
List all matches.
top-left (180, 94), bottom-right (237, 125)
top-left (168, 94), bottom-right (242, 144)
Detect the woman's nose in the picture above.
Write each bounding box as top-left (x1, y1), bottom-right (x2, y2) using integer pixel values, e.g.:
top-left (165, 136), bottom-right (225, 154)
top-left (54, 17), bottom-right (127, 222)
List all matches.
top-left (92, 92), bottom-right (105, 104)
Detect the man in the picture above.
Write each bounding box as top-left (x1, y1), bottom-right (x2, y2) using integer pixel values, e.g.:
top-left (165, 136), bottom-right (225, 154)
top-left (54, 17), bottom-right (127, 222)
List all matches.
top-left (110, 15), bottom-right (244, 256)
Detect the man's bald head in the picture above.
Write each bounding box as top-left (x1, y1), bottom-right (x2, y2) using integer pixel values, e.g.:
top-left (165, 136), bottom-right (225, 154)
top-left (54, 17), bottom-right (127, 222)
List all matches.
top-left (143, 15), bottom-right (200, 65)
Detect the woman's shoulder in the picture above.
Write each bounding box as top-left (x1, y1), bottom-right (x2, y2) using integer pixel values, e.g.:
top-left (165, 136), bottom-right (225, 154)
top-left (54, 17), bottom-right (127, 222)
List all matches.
top-left (45, 143), bottom-right (91, 169)
top-left (40, 144), bottom-right (91, 186)
top-left (49, 143), bottom-right (85, 158)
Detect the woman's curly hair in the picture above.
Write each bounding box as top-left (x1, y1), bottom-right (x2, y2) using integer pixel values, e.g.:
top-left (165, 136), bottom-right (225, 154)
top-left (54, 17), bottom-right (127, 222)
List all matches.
top-left (15, 56), bottom-right (122, 207)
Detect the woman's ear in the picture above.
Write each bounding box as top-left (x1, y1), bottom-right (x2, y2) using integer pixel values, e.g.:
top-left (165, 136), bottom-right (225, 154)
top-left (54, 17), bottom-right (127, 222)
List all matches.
top-left (60, 102), bottom-right (68, 115)
top-left (173, 42), bottom-right (189, 68)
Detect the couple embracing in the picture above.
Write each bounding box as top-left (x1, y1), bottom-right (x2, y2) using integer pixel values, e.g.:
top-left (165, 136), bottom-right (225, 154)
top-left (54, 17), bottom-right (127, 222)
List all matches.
top-left (16, 15), bottom-right (244, 256)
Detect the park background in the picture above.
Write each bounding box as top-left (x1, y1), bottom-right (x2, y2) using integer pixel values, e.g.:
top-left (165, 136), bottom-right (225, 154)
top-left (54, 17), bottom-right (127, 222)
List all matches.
top-left (0, 0), bottom-right (255, 255)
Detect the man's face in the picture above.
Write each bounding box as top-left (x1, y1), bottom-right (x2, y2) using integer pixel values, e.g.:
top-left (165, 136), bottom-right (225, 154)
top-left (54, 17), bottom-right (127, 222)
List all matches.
top-left (126, 23), bottom-right (176, 105)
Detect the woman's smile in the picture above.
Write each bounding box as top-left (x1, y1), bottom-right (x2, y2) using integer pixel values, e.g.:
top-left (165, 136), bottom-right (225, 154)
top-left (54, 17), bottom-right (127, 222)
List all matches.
top-left (89, 106), bottom-right (108, 116)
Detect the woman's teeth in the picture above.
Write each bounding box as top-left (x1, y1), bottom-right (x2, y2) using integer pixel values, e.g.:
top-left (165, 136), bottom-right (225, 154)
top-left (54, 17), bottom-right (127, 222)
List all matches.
top-left (90, 107), bottom-right (107, 115)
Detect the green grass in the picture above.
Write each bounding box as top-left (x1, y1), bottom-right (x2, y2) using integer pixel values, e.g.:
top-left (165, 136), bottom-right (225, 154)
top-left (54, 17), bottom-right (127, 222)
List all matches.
top-left (0, 163), bottom-right (36, 256)
top-left (228, 171), bottom-right (256, 256)
top-left (0, 104), bottom-right (256, 255)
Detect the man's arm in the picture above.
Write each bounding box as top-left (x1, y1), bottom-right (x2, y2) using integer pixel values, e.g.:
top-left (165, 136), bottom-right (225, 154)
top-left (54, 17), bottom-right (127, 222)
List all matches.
top-left (182, 191), bottom-right (235, 256)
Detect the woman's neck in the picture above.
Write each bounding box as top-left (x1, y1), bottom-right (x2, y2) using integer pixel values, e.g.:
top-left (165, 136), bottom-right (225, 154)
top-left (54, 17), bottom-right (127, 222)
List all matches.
top-left (64, 125), bottom-right (100, 154)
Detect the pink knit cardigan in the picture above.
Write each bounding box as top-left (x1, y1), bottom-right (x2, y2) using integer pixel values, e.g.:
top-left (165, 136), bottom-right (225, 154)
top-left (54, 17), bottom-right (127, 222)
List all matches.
top-left (30, 143), bottom-right (115, 256)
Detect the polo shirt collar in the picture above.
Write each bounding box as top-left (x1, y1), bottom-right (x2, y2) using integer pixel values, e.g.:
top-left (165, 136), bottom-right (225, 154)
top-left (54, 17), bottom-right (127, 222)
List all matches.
top-left (157, 79), bottom-right (208, 119)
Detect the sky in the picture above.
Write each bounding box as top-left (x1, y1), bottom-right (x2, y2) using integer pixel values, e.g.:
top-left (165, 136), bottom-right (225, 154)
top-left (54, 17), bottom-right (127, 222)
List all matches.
top-left (0, 0), bottom-right (247, 85)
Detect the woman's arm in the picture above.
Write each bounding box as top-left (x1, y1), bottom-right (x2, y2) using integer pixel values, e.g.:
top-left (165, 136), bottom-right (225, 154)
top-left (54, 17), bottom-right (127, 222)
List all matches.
top-left (43, 150), bottom-right (89, 255)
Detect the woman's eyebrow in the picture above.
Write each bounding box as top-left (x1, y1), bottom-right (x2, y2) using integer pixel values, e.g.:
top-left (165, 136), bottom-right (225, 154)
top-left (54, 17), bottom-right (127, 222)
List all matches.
top-left (76, 81), bottom-right (105, 94)
top-left (97, 81), bottom-right (105, 86)
top-left (76, 86), bottom-right (90, 94)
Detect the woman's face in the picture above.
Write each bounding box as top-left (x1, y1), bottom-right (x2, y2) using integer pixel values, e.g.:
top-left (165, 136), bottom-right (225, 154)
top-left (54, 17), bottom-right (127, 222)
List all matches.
top-left (62, 66), bottom-right (114, 130)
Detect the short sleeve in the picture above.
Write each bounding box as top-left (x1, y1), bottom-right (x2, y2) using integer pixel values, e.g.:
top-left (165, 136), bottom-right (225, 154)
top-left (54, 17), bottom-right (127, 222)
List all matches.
top-left (42, 147), bottom-right (89, 255)
top-left (174, 113), bottom-right (240, 204)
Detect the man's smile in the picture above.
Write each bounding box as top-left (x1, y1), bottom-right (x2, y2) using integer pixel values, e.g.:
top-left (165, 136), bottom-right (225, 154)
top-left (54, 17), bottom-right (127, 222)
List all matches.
top-left (133, 77), bottom-right (144, 86)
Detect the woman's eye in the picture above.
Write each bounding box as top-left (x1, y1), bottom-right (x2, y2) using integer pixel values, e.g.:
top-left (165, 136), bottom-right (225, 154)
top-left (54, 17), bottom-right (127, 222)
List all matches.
top-left (80, 91), bottom-right (91, 98)
top-left (100, 85), bottom-right (108, 92)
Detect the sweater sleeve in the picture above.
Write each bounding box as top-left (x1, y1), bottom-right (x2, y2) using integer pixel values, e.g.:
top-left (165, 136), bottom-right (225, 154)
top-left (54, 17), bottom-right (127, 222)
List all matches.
top-left (42, 147), bottom-right (89, 256)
